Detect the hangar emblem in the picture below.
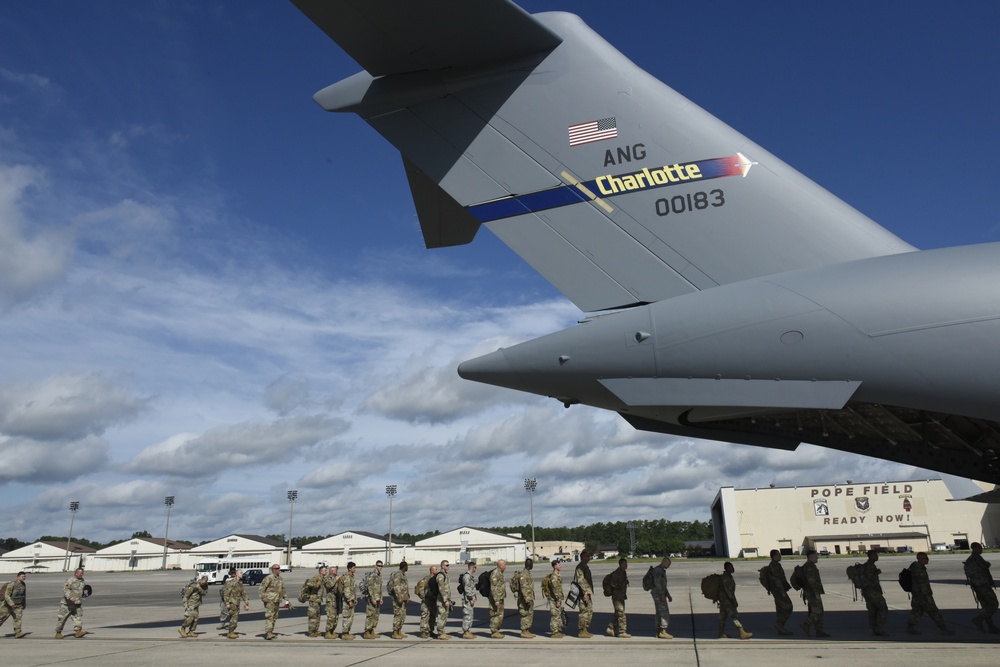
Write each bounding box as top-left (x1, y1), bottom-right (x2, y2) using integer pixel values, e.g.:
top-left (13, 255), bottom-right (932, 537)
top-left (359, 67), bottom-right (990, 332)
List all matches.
top-left (855, 497), bottom-right (871, 513)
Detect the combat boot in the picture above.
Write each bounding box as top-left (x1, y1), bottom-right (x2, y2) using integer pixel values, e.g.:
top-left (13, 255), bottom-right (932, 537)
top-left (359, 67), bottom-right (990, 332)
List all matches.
top-left (973, 617), bottom-right (986, 632)
top-left (74, 630), bottom-right (88, 638)
top-left (618, 632), bottom-right (632, 638)
top-left (605, 626), bottom-right (616, 637)
top-left (15, 632), bottom-right (27, 639)
top-left (520, 631), bottom-right (534, 639)
top-left (362, 631), bottom-right (375, 639)
top-left (718, 621), bottom-right (729, 639)
top-left (906, 626), bottom-right (921, 635)
top-left (775, 624), bottom-right (793, 636)
top-left (462, 631), bottom-right (475, 639)
top-left (341, 633), bottom-right (355, 640)
top-left (308, 632), bottom-right (320, 638)
top-left (939, 628), bottom-right (955, 636)
top-left (438, 633), bottom-right (451, 640)
top-left (419, 632), bottom-right (430, 639)
top-left (815, 629), bottom-right (831, 638)
top-left (55, 633), bottom-right (64, 639)
top-left (178, 627), bottom-right (188, 638)
top-left (490, 631), bottom-right (504, 639)
top-left (227, 632), bottom-right (239, 639)
top-left (657, 629), bottom-right (673, 639)
top-left (324, 632), bottom-right (338, 639)
top-left (578, 629), bottom-right (592, 638)
top-left (551, 632), bottom-right (564, 638)
top-left (265, 631), bottom-right (275, 640)
top-left (800, 621), bottom-right (810, 636)
top-left (738, 627), bottom-right (753, 640)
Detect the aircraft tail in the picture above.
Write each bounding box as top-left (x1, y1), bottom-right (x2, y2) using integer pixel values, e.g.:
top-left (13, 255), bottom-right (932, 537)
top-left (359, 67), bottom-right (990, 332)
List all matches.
top-left (294, 0), bottom-right (914, 312)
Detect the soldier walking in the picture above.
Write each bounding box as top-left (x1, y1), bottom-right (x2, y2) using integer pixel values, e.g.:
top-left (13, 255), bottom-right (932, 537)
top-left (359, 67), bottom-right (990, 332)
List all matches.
top-left (605, 558), bottom-right (631, 638)
top-left (0, 571), bottom-right (27, 638)
top-left (222, 569), bottom-right (250, 639)
top-left (510, 559), bottom-right (535, 638)
top-left (434, 560), bottom-right (454, 639)
top-left (416, 565), bottom-right (437, 638)
top-left (575, 551), bottom-right (595, 638)
top-left (488, 559), bottom-right (507, 639)
top-left (717, 562), bottom-right (752, 639)
top-left (323, 565), bottom-right (342, 639)
top-left (388, 562), bottom-right (410, 639)
top-left (363, 560), bottom-right (384, 638)
top-left (764, 550), bottom-right (793, 635)
top-left (260, 564), bottom-right (287, 641)
top-left (650, 557), bottom-right (673, 639)
top-left (459, 562), bottom-right (477, 639)
top-left (55, 567), bottom-right (88, 639)
top-left (304, 565), bottom-right (327, 637)
top-left (965, 542), bottom-right (999, 633)
top-left (180, 576), bottom-right (209, 638)
top-left (799, 550), bottom-right (829, 637)
top-left (543, 559), bottom-right (565, 638)
top-left (906, 552), bottom-right (954, 636)
top-left (339, 562), bottom-right (359, 640)
top-left (859, 550), bottom-right (889, 636)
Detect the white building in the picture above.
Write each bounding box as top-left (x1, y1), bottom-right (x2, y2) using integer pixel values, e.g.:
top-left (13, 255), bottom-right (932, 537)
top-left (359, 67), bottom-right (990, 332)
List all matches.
top-left (412, 527), bottom-right (527, 565)
top-left (711, 478), bottom-right (1000, 558)
top-left (88, 537), bottom-right (191, 571)
top-left (0, 540), bottom-right (96, 574)
top-left (294, 531), bottom-right (410, 568)
top-left (531, 540), bottom-right (585, 561)
top-left (179, 534), bottom-right (286, 571)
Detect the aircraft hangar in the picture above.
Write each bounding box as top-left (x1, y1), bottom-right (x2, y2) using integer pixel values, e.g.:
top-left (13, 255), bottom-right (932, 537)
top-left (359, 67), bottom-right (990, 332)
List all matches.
top-left (712, 478), bottom-right (1000, 558)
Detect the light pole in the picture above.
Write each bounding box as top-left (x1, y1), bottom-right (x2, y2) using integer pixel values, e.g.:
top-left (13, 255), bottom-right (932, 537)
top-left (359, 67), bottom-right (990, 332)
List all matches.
top-left (524, 478), bottom-right (537, 558)
top-left (161, 496), bottom-right (175, 570)
top-left (385, 485), bottom-right (397, 564)
top-left (287, 490), bottom-right (298, 566)
top-left (64, 501), bottom-right (80, 571)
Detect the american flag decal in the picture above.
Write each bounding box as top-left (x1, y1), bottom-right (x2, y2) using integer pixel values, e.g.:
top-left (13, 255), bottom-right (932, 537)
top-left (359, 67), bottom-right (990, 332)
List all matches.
top-left (568, 117), bottom-right (618, 146)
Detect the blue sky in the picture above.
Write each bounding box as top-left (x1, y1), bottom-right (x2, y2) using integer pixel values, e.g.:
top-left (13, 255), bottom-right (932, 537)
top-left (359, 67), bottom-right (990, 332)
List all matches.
top-left (1, 1), bottom-right (997, 545)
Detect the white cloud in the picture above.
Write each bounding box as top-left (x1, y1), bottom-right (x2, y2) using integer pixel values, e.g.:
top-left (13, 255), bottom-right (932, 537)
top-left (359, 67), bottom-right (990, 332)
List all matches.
top-left (0, 434), bottom-right (109, 485)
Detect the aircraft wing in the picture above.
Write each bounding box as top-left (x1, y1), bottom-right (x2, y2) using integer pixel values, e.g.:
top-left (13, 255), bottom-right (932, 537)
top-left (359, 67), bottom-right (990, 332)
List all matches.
top-left (293, 1), bottom-right (914, 312)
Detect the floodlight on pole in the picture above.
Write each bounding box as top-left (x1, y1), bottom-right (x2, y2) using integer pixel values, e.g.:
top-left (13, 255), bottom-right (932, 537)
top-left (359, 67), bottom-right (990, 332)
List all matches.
top-left (65, 501), bottom-right (80, 572)
top-left (287, 490), bottom-right (298, 566)
top-left (161, 496), bottom-right (175, 570)
top-left (386, 484), bottom-right (397, 564)
top-left (524, 478), bottom-right (537, 558)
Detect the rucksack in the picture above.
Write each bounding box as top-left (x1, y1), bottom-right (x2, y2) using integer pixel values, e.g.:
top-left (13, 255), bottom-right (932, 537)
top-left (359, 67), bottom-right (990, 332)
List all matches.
top-left (790, 565), bottom-right (805, 591)
top-left (642, 566), bottom-right (655, 592)
top-left (846, 563), bottom-right (863, 589)
top-left (758, 566), bottom-right (770, 593)
top-left (541, 573), bottom-right (553, 598)
top-left (700, 573), bottom-right (721, 602)
top-left (601, 572), bottom-right (613, 597)
top-left (415, 575), bottom-right (429, 599)
top-left (509, 573), bottom-right (521, 594)
top-left (359, 572), bottom-right (372, 600)
top-left (457, 573), bottom-right (466, 596)
top-left (427, 573), bottom-right (440, 598)
top-left (899, 567), bottom-right (913, 593)
top-left (476, 569), bottom-right (493, 597)
top-left (181, 577), bottom-right (196, 600)
top-left (297, 579), bottom-right (310, 604)
top-left (0, 582), bottom-right (8, 601)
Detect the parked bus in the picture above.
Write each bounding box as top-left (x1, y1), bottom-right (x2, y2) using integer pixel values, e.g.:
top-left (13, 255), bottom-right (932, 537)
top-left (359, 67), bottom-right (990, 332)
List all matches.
top-left (193, 557), bottom-right (281, 584)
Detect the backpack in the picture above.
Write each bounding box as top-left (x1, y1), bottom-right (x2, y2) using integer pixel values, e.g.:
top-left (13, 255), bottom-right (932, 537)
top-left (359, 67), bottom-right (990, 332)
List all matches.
top-left (509, 573), bottom-right (521, 594)
top-left (790, 565), bottom-right (805, 591)
top-left (427, 573), bottom-right (440, 598)
top-left (541, 573), bottom-right (553, 598)
top-left (899, 567), bottom-right (913, 593)
top-left (758, 566), bottom-right (770, 593)
top-left (700, 573), bottom-right (721, 602)
top-left (415, 575), bottom-right (429, 599)
top-left (642, 566), bottom-right (655, 592)
top-left (601, 572), bottom-right (613, 597)
top-left (457, 573), bottom-right (466, 596)
top-left (359, 572), bottom-right (372, 600)
top-left (181, 577), bottom-right (196, 600)
top-left (476, 569), bottom-right (493, 597)
top-left (0, 582), bottom-right (8, 601)
top-left (845, 563), bottom-right (863, 589)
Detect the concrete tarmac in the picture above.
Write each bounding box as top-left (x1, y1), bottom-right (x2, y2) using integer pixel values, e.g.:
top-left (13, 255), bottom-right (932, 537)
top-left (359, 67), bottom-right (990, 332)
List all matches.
top-left (3, 554), bottom-right (998, 666)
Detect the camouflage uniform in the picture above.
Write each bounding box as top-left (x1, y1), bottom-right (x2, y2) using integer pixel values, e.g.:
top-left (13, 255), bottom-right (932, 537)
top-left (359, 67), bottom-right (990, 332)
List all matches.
top-left (364, 568), bottom-right (383, 637)
top-left (55, 574), bottom-right (86, 636)
top-left (0, 576), bottom-right (26, 637)
top-left (489, 567), bottom-right (506, 635)
top-left (575, 561), bottom-right (594, 636)
top-left (259, 572), bottom-right (287, 639)
top-left (907, 560), bottom-right (950, 633)
top-left (323, 570), bottom-right (342, 637)
top-left (717, 571), bottom-right (748, 638)
top-left (545, 569), bottom-right (564, 635)
top-left (434, 569), bottom-right (452, 636)
top-left (340, 570), bottom-right (358, 637)
top-left (859, 560), bottom-right (888, 635)
top-left (388, 568), bottom-right (409, 637)
top-left (181, 582), bottom-right (209, 636)
top-left (510, 566), bottom-right (534, 635)
top-left (222, 576), bottom-right (249, 636)
top-left (650, 564), bottom-right (671, 635)
top-left (801, 561), bottom-right (827, 636)
top-left (416, 573), bottom-right (434, 636)
top-left (459, 570), bottom-right (477, 635)
top-left (765, 560), bottom-right (793, 633)
top-left (605, 567), bottom-right (629, 637)
top-left (965, 552), bottom-right (999, 632)
top-left (303, 571), bottom-right (326, 636)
